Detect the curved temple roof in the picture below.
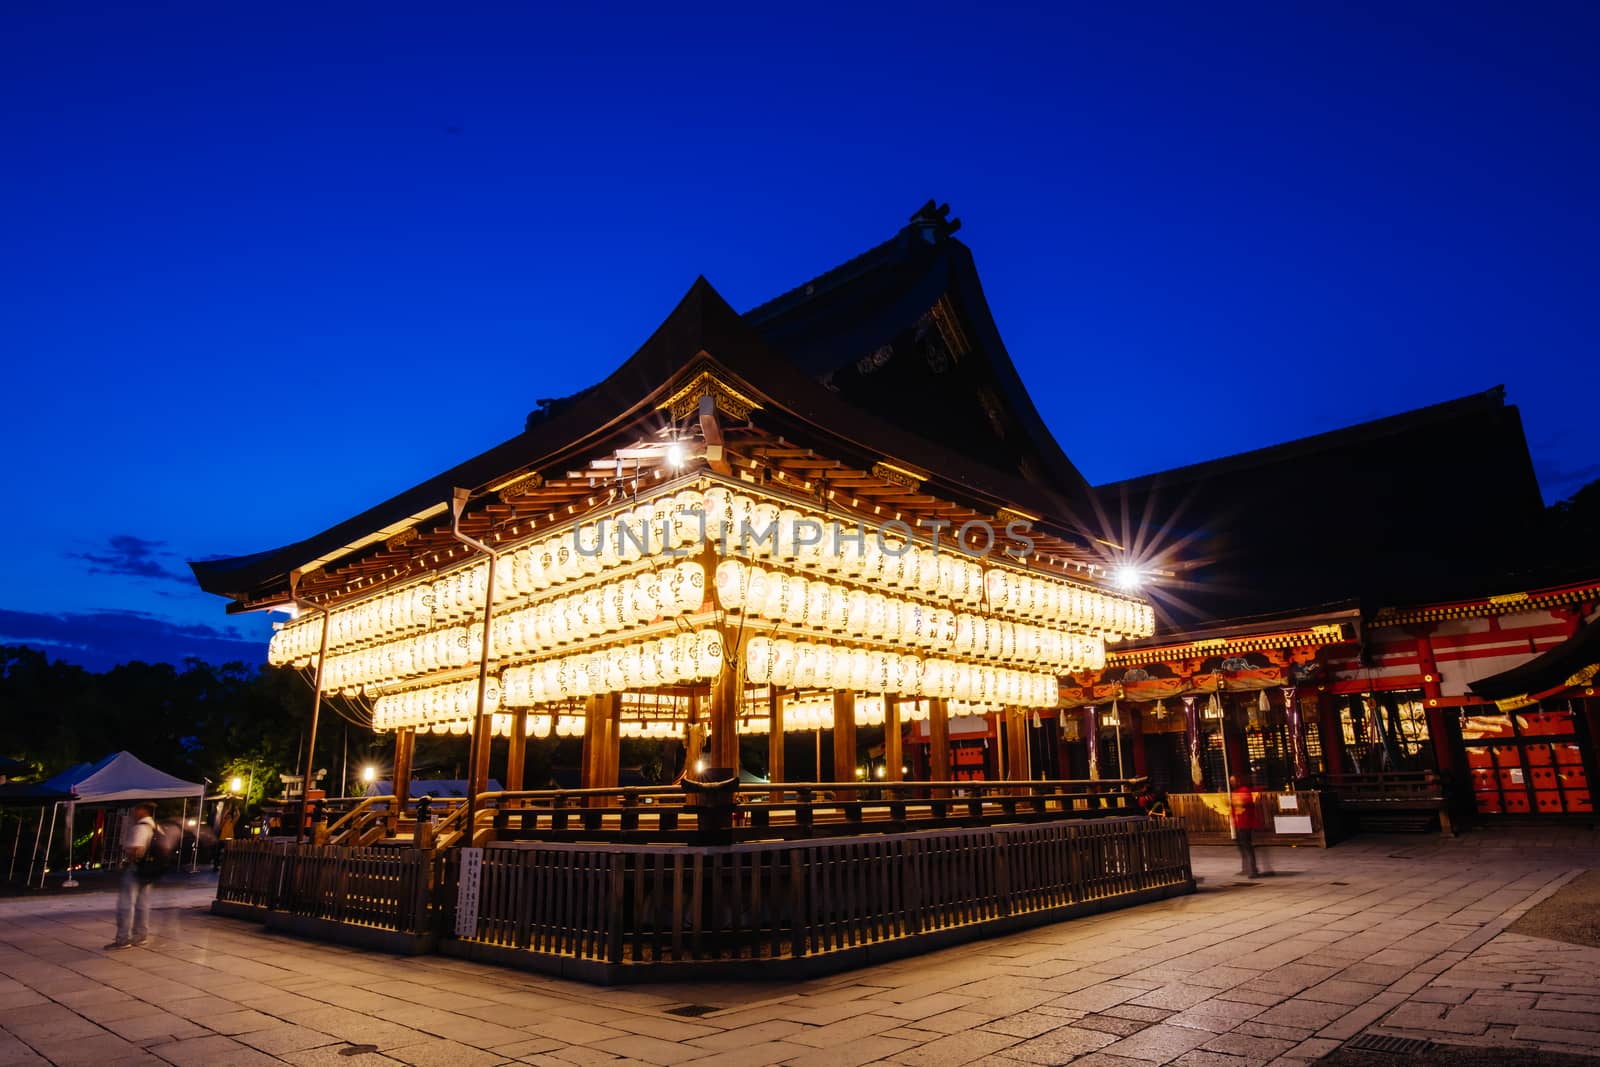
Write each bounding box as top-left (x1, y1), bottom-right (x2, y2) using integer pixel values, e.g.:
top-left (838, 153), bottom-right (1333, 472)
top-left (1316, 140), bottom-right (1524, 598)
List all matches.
top-left (193, 213), bottom-right (1107, 609)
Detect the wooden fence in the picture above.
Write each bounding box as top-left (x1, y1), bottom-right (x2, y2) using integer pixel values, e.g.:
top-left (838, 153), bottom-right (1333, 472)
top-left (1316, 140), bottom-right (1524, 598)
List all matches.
top-left (475, 778), bottom-right (1146, 847)
top-left (1167, 791), bottom-right (1328, 846)
top-left (215, 839), bottom-right (433, 935)
top-left (442, 816), bottom-right (1192, 978)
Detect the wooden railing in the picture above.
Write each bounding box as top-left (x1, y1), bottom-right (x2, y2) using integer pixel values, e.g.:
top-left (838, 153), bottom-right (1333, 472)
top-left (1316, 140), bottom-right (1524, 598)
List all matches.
top-left (1167, 791), bottom-right (1328, 846)
top-left (444, 816), bottom-right (1192, 970)
top-left (1327, 772), bottom-right (1450, 834)
top-left (472, 778), bottom-right (1146, 846)
top-left (326, 795), bottom-right (396, 846)
top-left (216, 838), bottom-right (434, 934)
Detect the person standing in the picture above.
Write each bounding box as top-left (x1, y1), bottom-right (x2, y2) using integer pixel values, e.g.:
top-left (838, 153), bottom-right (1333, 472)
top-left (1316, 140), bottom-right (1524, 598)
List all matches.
top-left (1229, 774), bottom-right (1261, 878)
top-left (107, 801), bottom-right (157, 949)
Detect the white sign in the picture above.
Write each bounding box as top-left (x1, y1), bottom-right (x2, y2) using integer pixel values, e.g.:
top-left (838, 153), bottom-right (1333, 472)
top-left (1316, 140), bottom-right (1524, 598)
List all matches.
top-left (454, 847), bottom-right (483, 938)
top-left (1278, 795), bottom-right (1299, 811)
top-left (1274, 815), bottom-right (1314, 835)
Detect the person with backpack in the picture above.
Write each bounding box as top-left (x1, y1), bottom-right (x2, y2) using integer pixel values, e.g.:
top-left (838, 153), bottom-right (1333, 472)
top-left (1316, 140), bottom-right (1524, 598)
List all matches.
top-left (107, 801), bottom-right (162, 949)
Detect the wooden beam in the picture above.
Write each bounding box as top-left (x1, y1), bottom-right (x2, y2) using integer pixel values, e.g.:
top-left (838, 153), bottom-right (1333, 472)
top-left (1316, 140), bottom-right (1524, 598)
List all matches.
top-left (699, 395), bottom-right (732, 475)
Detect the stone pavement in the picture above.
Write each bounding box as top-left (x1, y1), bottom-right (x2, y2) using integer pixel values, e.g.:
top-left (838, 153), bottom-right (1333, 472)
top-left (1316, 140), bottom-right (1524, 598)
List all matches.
top-left (3, 829), bottom-right (1600, 1067)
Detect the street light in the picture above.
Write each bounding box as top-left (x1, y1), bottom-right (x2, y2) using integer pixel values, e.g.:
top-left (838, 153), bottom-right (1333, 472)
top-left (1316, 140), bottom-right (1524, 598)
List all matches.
top-left (361, 765), bottom-right (377, 785)
top-left (228, 776), bottom-right (243, 795)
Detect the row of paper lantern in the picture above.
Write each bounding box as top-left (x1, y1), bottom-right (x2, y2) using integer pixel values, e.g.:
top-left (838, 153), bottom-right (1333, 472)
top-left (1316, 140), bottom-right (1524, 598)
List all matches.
top-left (499, 630), bottom-right (726, 707)
top-left (490, 562), bottom-right (705, 659)
top-left (304, 564), bottom-right (708, 694)
top-left (744, 637), bottom-right (1057, 708)
top-left (715, 561), bottom-right (1105, 671)
top-left (414, 714), bottom-right (588, 737)
top-left (696, 487), bottom-right (1151, 637)
top-left (372, 678), bottom-right (499, 730)
top-left (270, 480), bottom-right (1151, 665)
top-left (317, 625), bottom-right (479, 693)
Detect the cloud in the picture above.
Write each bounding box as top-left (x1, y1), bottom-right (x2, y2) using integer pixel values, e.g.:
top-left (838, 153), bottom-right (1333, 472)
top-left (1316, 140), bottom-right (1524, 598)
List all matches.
top-left (68, 535), bottom-right (192, 585)
top-left (0, 608), bottom-right (269, 672)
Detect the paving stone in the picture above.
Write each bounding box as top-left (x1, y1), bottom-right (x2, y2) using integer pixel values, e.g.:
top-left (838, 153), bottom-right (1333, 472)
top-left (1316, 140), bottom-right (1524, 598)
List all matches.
top-left (884, 1029), bottom-right (1019, 1065)
top-left (992, 1025), bottom-right (1117, 1064)
top-left (385, 1036), bottom-right (509, 1066)
top-left (777, 1035), bottom-right (919, 1067)
top-left (234, 1024), bottom-right (341, 1055)
top-left (144, 1033), bottom-right (284, 1066)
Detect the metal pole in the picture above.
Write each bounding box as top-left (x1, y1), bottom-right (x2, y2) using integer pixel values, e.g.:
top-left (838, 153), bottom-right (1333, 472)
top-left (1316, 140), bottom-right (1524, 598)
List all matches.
top-left (192, 788), bottom-right (204, 872)
top-left (1216, 688), bottom-right (1234, 841)
top-left (37, 802), bottom-right (59, 888)
top-left (290, 569), bottom-right (332, 844)
top-left (1112, 701), bottom-right (1126, 781)
top-left (25, 806), bottom-right (45, 886)
top-left (8, 813), bottom-right (22, 882)
top-left (61, 801), bottom-right (78, 888)
top-left (450, 487), bottom-right (501, 828)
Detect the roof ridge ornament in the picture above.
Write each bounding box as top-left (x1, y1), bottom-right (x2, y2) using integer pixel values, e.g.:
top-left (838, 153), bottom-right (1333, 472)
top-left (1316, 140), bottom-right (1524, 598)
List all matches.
top-left (907, 200), bottom-right (961, 243)
top-left (659, 369), bottom-right (763, 422)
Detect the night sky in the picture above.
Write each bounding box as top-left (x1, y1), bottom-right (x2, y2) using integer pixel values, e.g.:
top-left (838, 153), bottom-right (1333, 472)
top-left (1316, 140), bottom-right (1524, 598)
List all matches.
top-left (4, 3), bottom-right (1596, 672)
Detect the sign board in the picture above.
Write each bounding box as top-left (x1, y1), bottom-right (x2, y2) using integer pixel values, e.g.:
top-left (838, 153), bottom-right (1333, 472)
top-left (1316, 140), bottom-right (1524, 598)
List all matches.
top-left (1274, 815), bottom-right (1314, 835)
top-left (1278, 795), bottom-right (1299, 811)
top-left (454, 847), bottom-right (484, 938)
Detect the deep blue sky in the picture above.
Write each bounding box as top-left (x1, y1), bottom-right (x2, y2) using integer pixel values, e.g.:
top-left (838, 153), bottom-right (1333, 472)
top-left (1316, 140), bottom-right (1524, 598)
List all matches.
top-left (3, 3), bottom-right (1596, 671)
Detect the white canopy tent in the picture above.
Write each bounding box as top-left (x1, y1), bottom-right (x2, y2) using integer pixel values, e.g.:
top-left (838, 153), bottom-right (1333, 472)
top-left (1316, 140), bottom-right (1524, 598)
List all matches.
top-left (23, 752), bottom-right (204, 887)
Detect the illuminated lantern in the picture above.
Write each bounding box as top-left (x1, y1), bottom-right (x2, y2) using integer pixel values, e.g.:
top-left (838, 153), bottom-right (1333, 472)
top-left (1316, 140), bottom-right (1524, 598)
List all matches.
top-left (676, 561), bottom-right (706, 614)
top-left (846, 589), bottom-right (868, 636)
top-left (751, 502), bottom-right (780, 558)
top-left (865, 594), bottom-right (887, 637)
top-left (745, 566), bottom-right (771, 618)
top-left (532, 714), bottom-right (552, 738)
top-left (894, 654), bottom-right (921, 694)
top-left (832, 526), bottom-right (861, 575)
top-left (825, 585), bottom-right (849, 633)
top-left (746, 636), bottom-right (774, 683)
top-left (771, 639), bottom-right (797, 687)
top-left (431, 721), bottom-right (449, 735)
top-left (703, 487), bottom-right (733, 542)
top-left (882, 597), bottom-right (902, 642)
top-left (868, 651), bottom-right (892, 693)
top-left (675, 632), bottom-right (699, 680)
top-left (777, 508), bottom-right (802, 560)
top-left (860, 537), bottom-right (883, 582)
top-left (715, 560), bottom-right (748, 611)
top-left (954, 614), bottom-right (975, 655)
top-left (848, 648), bottom-right (871, 691)
top-left (783, 575), bottom-right (808, 626)
top-left (673, 490), bottom-right (703, 548)
top-left (793, 642), bottom-right (818, 688)
top-left (806, 581), bottom-right (830, 629)
top-left (449, 719), bottom-right (469, 736)
top-left (696, 631), bottom-right (723, 679)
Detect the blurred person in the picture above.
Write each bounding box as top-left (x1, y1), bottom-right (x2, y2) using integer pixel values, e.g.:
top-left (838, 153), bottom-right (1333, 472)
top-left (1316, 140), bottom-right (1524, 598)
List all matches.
top-left (107, 802), bottom-right (158, 948)
top-left (1229, 774), bottom-right (1262, 878)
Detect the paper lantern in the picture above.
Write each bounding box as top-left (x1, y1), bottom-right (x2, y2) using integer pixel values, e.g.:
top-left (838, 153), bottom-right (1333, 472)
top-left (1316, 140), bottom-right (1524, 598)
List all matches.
top-left (715, 560), bottom-right (747, 611)
top-left (746, 636), bottom-right (774, 683)
top-left (848, 648), bottom-right (871, 691)
top-left (783, 575), bottom-right (808, 626)
top-left (771, 640), bottom-right (797, 687)
top-left (806, 581), bottom-right (830, 629)
top-left (703, 487), bottom-right (733, 543)
top-left (696, 631), bottom-right (724, 679)
top-left (793, 642), bottom-right (817, 688)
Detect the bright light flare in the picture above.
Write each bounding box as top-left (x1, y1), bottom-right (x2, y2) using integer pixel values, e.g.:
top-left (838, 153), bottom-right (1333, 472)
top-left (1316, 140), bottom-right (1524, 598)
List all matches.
top-left (361, 765), bottom-right (377, 784)
top-left (665, 442), bottom-right (686, 468)
top-left (228, 776), bottom-right (243, 794)
top-left (1114, 565), bottom-right (1143, 592)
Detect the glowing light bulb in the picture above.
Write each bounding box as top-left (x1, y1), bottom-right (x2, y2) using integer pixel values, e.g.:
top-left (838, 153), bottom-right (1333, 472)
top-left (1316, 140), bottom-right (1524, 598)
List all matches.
top-left (666, 442), bottom-right (686, 468)
top-left (1115, 565), bottom-right (1143, 592)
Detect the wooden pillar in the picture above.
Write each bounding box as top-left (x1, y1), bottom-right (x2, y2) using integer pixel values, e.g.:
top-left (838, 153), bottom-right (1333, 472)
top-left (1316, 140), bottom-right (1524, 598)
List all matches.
top-left (471, 715), bottom-right (493, 798)
top-left (832, 691), bottom-right (857, 788)
top-left (768, 688), bottom-right (785, 800)
top-left (506, 709), bottom-right (528, 792)
top-left (709, 632), bottom-right (742, 776)
top-left (928, 697), bottom-right (951, 784)
top-left (1084, 707), bottom-right (1100, 780)
top-left (582, 694), bottom-right (622, 790)
top-left (883, 698), bottom-right (903, 782)
top-left (988, 711), bottom-right (1004, 779)
top-left (1223, 700), bottom-right (1249, 784)
top-left (391, 728), bottom-right (414, 833)
top-left (1318, 692), bottom-right (1347, 777)
top-left (1005, 707), bottom-right (1029, 781)
top-left (1130, 705), bottom-right (1149, 778)
top-left (684, 695), bottom-right (705, 775)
